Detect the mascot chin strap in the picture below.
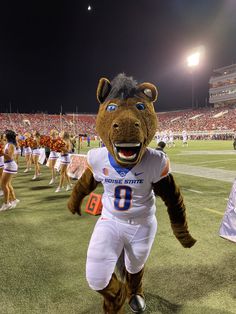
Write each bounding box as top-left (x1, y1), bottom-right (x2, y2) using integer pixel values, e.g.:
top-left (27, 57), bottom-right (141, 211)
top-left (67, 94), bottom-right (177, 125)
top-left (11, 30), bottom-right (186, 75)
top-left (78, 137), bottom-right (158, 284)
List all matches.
top-left (67, 73), bottom-right (196, 314)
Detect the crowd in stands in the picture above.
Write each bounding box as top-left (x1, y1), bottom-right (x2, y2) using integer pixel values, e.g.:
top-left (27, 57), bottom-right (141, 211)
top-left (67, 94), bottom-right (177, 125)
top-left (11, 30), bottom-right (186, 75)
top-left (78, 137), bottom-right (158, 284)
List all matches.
top-left (157, 105), bottom-right (236, 133)
top-left (0, 113), bottom-right (97, 137)
top-left (0, 105), bottom-right (236, 138)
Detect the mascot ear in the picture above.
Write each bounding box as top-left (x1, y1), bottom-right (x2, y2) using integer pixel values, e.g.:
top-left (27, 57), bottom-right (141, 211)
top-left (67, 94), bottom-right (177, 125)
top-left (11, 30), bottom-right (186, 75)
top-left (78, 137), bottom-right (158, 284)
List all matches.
top-left (97, 78), bottom-right (112, 103)
top-left (138, 82), bottom-right (158, 102)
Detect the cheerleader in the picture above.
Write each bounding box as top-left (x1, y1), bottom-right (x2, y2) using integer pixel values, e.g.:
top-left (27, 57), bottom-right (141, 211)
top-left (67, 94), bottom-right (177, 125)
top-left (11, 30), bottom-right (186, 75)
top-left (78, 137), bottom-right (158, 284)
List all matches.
top-left (55, 131), bottom-right (72, 193)
top-left (0, 133), bottom-right (5, 197)
top-left (31, 131), bottom-right (41, 180)
top-left (14, 134), bottom-right (22, 165)
top-left (0, 130), bottom-right (19, 212)
top-left (23, 132), bottom-right (32, 173)
top-left (48, 129), bottom-right (59, 185)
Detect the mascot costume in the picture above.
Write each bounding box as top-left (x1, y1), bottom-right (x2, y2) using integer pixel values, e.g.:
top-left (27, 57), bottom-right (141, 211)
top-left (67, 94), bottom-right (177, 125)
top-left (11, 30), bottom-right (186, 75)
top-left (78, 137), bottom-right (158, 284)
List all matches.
top-left (68, 74), bottom-right (196, 314)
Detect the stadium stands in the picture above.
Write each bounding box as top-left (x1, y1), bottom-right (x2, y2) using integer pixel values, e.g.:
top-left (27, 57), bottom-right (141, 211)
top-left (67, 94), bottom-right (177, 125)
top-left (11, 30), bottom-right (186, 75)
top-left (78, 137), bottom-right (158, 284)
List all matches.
top-left (0, 113), bottom-right (97, 136)
top-left (158, 106), bottom-right (236, 133)
top-left (0, 105), bottom-right (235, 138)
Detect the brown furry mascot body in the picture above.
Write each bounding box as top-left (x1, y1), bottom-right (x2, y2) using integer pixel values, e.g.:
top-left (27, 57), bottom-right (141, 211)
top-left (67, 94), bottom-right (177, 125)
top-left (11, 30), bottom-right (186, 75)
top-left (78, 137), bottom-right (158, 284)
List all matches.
top-left (68, 74), bottom-right (196, 313)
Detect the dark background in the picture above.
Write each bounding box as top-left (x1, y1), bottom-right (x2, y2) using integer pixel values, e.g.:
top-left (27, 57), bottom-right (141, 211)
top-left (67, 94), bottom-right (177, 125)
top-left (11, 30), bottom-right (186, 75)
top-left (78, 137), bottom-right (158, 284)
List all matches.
top-left (0, 0), bottom-right (236, 114)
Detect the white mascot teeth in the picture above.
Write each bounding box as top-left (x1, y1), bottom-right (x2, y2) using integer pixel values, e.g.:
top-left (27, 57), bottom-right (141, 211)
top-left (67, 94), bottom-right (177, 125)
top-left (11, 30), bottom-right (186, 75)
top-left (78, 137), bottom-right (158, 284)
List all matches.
top-left (118, 151), bottom-right (137, 160)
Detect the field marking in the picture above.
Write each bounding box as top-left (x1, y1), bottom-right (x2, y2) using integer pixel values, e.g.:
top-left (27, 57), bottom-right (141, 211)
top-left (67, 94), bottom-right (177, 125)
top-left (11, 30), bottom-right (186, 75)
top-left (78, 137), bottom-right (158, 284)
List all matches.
top-left (202, 207), bottom-right (224, 216)
top-left (171, 163), bottom-right (236, 183)
top-left (179, 150), bottom-right (236, 155)
top-left (190, 158), bottom-right (236, 166)
top-left (184, 188), bottom-right (203, 194)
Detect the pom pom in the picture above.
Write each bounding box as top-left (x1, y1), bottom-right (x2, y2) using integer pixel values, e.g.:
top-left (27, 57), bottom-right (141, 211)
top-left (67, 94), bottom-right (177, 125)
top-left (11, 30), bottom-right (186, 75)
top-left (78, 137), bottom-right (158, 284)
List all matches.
top-left (18, 139), bottom-right (26, 148)
top-left (25, 137), bottom-right (34, 148)
top-left (52, 138), bottom-right (66, 152)
top-left (39, 135), bottom-right (51, 148)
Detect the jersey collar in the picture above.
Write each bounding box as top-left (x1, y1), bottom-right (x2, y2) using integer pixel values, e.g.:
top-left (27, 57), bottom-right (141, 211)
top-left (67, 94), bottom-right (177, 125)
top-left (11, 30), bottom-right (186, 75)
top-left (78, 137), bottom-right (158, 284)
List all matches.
top-left (108, 153), bottom-right (133, 177)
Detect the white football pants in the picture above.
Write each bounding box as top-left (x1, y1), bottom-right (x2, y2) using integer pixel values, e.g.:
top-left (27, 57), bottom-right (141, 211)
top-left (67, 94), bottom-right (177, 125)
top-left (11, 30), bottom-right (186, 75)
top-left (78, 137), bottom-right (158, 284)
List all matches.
top-left (86, 214), bottom-right (157, 290)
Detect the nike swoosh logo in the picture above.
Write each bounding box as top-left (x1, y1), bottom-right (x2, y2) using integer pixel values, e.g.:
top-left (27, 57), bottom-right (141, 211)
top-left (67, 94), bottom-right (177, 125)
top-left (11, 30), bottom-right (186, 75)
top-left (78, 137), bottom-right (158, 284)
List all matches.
top-left (135, 172), bottom-right (144, 176)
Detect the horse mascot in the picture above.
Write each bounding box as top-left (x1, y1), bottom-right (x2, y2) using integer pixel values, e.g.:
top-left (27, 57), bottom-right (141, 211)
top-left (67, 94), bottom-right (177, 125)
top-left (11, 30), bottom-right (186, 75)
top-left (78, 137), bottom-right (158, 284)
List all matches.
top-left (67, 73), bottom-right (196, 313)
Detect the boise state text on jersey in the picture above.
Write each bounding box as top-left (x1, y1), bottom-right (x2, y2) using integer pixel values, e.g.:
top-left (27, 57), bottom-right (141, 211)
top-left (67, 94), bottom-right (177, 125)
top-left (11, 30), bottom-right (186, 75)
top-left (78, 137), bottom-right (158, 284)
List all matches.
top-left (87, 147), bottom-right (170, 219)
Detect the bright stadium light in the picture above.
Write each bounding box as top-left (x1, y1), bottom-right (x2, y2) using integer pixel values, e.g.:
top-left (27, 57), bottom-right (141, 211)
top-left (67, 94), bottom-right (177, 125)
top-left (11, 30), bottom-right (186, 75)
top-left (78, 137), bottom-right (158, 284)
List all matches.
top-left (186, 47), bottom-right (204, 108)
top-left (187, 52), bottom-right (200, 67)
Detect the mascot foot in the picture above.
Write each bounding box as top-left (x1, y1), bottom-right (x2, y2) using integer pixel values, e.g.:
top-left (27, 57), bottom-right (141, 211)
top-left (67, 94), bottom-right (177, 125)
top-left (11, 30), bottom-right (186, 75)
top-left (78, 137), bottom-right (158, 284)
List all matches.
top-left (129, 295), bottom-right (146, 313)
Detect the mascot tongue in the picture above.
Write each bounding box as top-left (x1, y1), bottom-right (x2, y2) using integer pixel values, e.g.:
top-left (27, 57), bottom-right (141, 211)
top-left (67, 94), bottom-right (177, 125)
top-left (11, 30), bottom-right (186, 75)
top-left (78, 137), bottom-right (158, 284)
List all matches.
top-left (120, 148), bottom-right (134, 157)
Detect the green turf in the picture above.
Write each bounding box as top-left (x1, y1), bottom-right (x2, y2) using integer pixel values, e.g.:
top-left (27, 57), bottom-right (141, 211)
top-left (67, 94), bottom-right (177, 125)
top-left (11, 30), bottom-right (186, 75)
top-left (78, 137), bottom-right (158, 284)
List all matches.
top-left (0, 140), bottom-right (236, 314)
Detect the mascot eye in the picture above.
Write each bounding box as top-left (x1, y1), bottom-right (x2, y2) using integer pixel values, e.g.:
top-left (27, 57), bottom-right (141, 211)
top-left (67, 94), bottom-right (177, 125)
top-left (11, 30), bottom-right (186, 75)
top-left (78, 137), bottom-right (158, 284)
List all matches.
top-left (136, 103), bottom-right (145, 110)
top-left (106, 104), bottom-right (118, 112)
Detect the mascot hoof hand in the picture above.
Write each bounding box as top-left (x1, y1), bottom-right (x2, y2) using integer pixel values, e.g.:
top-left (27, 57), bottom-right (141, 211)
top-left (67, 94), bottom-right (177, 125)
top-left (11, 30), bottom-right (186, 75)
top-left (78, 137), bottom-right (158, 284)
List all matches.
top-left (179, 234), bottom-right (197, 248)
top-left (67, 201), bottom-right (81, 216)
top-left (129, 295), bottom-right (146, 313)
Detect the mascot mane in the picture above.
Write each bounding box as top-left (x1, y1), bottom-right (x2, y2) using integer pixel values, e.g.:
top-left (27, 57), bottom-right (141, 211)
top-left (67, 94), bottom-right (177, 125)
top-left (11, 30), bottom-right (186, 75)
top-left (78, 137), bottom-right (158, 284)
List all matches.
top-left (105, 73), bottom-right (138, 101)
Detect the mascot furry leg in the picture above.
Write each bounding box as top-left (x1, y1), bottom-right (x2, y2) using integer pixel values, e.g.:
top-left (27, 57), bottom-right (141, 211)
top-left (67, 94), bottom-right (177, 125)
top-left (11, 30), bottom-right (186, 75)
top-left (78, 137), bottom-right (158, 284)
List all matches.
top-left (98, 273), bottom-right (127, 314)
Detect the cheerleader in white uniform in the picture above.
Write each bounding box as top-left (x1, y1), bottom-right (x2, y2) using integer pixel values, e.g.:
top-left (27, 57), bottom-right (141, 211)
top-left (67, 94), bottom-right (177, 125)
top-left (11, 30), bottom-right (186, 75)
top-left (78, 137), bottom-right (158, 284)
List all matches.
top-left (0, 130), bottom-right (19, 211)
top-left (24, 133), bottom-right (32, 173)
top-left (14, 135), bottom-right (22, 165)
top-left (0, 133), bottom-right (5, 197)
top-left (55, 131), bottom-right (72, 193)
top-left (31, 131), bottom-right (41, 180)
top-left (48, 129), bottom-right (59, 185)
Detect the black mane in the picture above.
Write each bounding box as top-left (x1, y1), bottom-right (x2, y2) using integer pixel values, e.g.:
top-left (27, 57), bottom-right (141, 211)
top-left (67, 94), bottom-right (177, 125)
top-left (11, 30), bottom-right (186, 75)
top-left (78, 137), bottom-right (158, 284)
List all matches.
top-left (106, 73), bottom-right (138, 100)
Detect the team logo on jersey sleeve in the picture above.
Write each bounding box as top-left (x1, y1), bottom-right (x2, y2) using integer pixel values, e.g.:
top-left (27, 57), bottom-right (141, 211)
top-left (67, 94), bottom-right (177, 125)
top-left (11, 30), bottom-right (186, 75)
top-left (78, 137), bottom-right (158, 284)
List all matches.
top-left (102, 168), bottom-right (109, 176)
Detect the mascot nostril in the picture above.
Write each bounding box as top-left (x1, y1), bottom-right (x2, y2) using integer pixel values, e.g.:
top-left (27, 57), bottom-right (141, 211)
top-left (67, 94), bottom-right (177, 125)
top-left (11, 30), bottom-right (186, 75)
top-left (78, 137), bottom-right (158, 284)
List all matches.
top-left (113, 123), bottom-right (119, 129)
top-left (68, 73), bottom-right (196, 314)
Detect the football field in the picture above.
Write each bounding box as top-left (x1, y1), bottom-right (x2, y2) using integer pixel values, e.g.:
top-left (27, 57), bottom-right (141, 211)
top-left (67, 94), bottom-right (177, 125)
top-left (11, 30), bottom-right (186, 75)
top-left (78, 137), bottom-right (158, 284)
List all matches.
top-left (0, 140), bottom-right (236, 314)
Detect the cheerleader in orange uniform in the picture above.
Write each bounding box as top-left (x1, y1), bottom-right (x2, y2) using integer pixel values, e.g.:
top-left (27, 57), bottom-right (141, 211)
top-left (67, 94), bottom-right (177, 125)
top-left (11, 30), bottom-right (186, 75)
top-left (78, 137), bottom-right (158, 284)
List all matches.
top-left (0, 130), bottom-right (19, 211)
top-left (31, 131), bottom-right (41, 180)
top-left (48, 130), bottom-right (59, 185)
top-left (55, 131), bottom-right (72, 193)
top-left (24, 133), bottom-right (32, 173)
top-left (0, 133), bottom-right (5, 197)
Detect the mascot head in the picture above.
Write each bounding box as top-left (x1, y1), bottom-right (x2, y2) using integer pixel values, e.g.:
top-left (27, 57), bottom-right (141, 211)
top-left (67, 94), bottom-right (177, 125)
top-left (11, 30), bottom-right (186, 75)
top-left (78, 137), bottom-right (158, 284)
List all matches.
top-left (96, 73), bottom-right (158, 166)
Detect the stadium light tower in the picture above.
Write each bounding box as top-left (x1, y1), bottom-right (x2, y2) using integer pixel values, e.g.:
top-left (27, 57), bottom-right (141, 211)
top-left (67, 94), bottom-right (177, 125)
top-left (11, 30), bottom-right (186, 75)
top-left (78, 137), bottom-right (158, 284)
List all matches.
top-left (187, 50), bottom-right (201, 108)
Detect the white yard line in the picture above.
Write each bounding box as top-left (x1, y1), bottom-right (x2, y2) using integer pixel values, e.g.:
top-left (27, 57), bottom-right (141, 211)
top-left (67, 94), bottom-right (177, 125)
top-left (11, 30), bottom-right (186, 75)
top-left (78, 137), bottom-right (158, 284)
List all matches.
top-left (190, 158), bottom-right (236, 166)
top-left (202, 207), bottom-right (224, 216)
top-left (179, 150), bottom-right (236, 155)
top-left (171, 163), bottom-right (236, 183)
top-left (184, 188), bottom-right (203, 194)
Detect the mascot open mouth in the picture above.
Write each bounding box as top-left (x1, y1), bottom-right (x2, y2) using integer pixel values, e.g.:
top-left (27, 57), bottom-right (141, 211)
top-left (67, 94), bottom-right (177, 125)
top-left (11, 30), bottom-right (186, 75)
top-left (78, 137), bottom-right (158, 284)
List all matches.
top-left (113, 142), bottom-right (142, 163)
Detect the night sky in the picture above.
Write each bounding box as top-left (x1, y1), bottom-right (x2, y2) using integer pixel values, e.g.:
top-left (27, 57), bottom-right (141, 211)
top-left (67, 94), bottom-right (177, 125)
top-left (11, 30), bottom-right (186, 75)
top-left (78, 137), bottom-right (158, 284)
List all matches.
top-left (0, 0), bottom-right (236, 114)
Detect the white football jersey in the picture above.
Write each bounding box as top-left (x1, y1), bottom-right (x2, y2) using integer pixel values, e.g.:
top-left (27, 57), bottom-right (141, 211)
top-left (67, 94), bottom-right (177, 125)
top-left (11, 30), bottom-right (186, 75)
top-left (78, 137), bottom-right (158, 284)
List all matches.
top-left (87, 147), bottom-right (170, 219)
top-left (219, 179), bottom-right (236, 242)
